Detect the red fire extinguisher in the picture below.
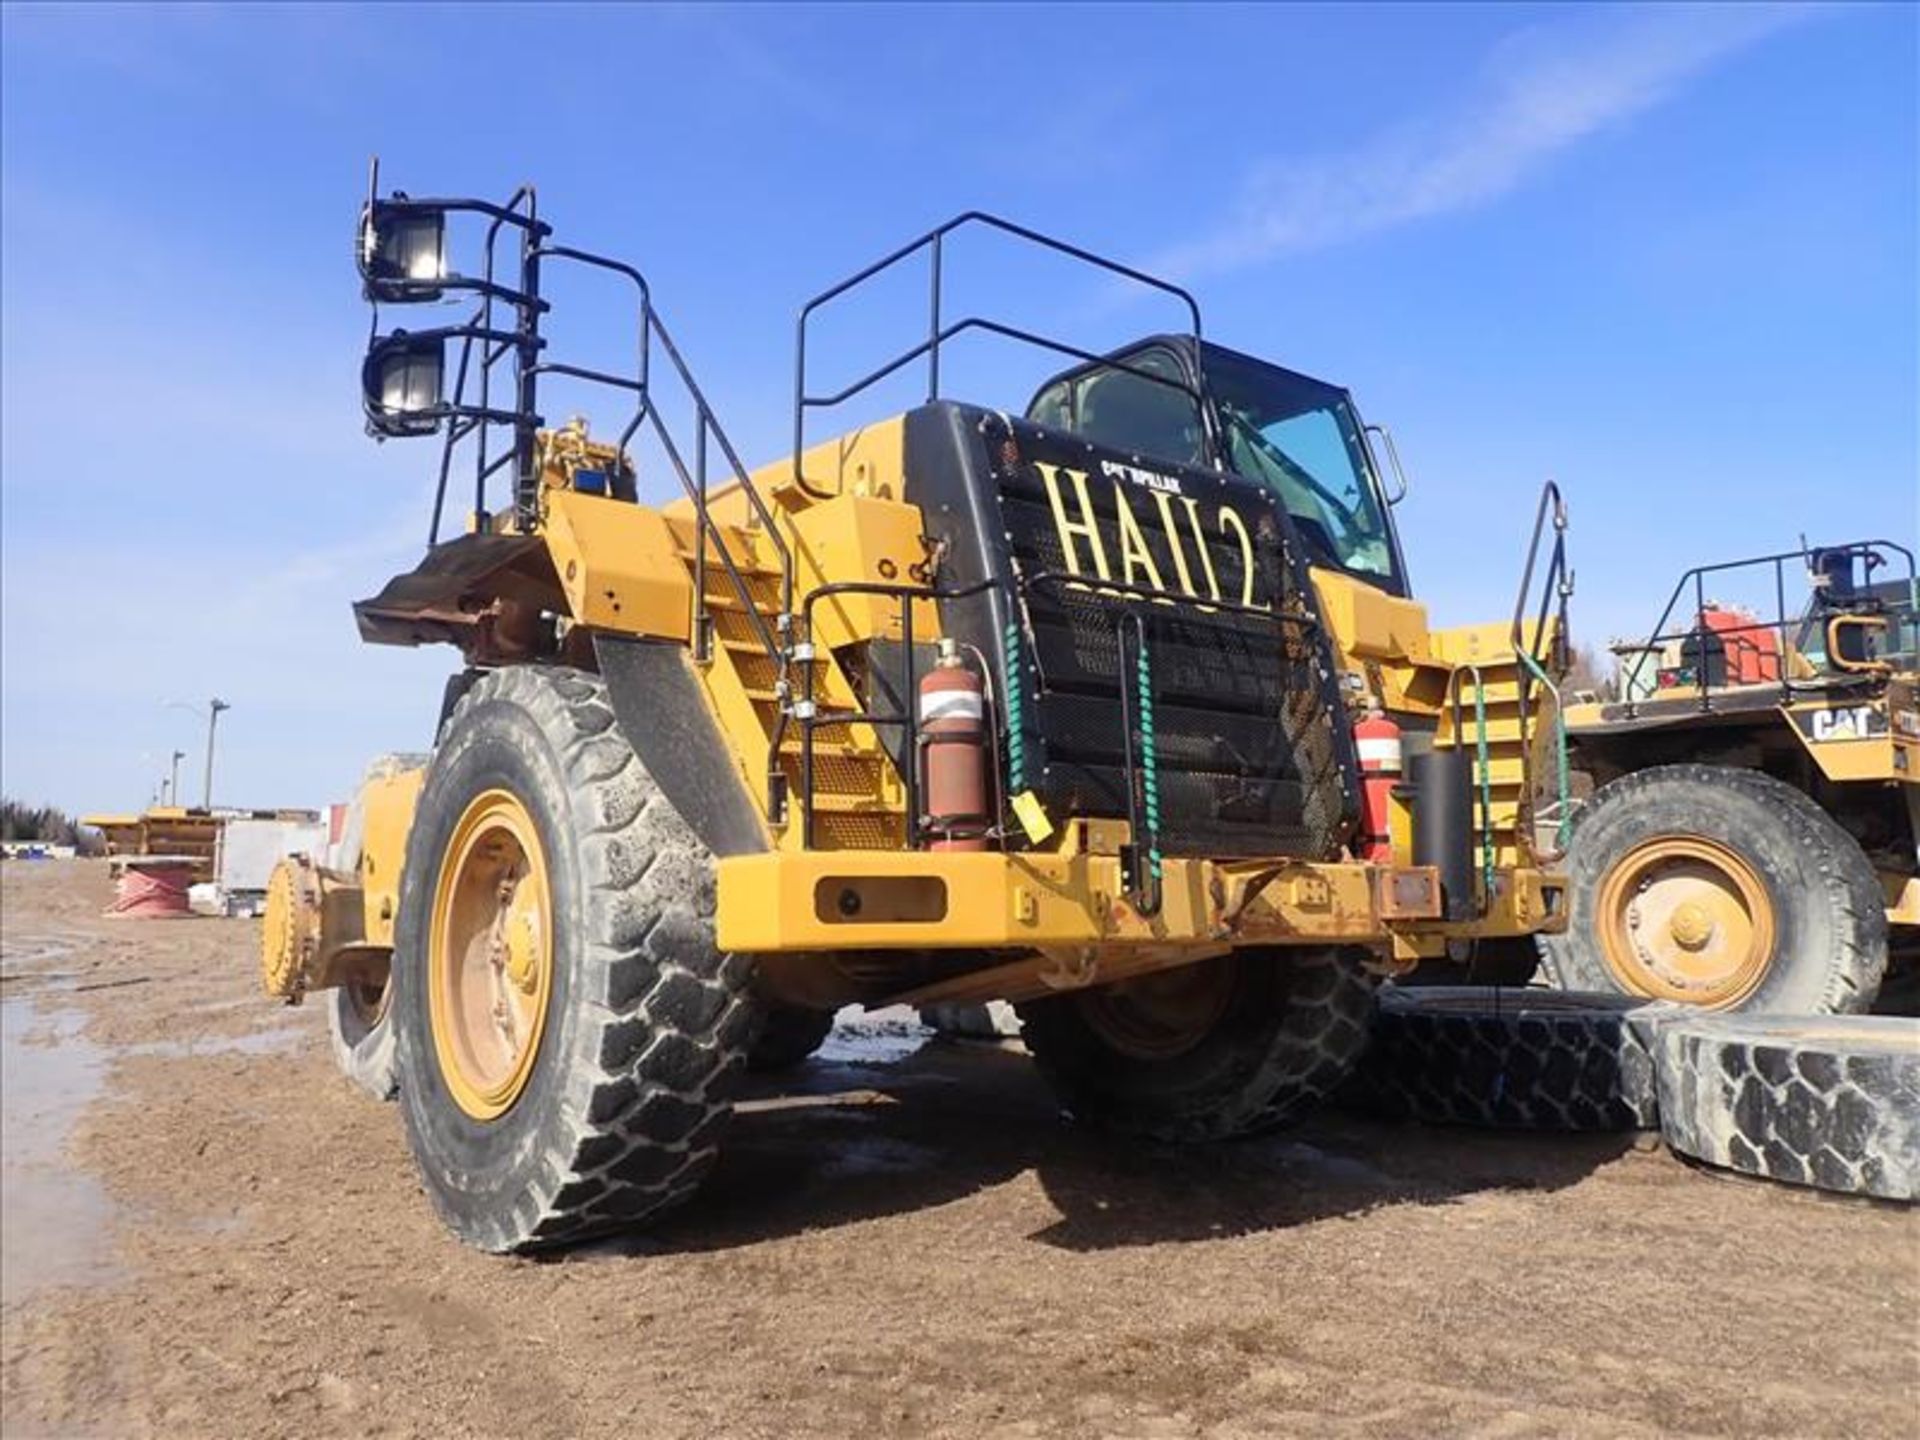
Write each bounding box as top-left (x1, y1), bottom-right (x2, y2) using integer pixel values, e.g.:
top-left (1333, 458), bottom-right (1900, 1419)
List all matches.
top-left (1353, 707), bottom-right (1402, 863)
top-left (920, 639), bottom-right (990, 852)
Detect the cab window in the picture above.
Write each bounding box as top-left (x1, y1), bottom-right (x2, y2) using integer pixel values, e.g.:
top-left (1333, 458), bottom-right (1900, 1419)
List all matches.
top-left (1204, 349), bottom-right (1400, 587)
top-left (1027, 347), bottom-right (1207, 469)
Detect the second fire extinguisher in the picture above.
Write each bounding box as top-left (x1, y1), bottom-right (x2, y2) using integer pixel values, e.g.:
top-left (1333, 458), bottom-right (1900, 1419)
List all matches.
top-left (919, 639), bottom-right (990, 851)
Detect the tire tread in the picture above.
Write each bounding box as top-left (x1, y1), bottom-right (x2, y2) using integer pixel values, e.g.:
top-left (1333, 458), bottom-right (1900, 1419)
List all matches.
top-left (399, 665), bottom-right (749, 1252)
top-left (1539, 764), bottom-right (1887, 1015)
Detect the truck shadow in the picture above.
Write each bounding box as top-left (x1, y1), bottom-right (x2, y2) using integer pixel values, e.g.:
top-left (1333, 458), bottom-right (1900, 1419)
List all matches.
top-left (616, 1037), bottom-right (1636, 1260)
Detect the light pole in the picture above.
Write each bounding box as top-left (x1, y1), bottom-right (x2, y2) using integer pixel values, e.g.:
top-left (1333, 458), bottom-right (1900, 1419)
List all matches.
top-left (202, 699), bottom-right (230, 810)
top-left (167, 749), bottom-right (185, 807)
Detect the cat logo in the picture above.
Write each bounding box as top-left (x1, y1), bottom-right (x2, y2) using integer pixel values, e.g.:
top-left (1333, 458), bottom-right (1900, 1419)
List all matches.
top-left (1802, 704), bottom-right (1887, 743)
top-left (1035, 459), bottom-right (1271, 611)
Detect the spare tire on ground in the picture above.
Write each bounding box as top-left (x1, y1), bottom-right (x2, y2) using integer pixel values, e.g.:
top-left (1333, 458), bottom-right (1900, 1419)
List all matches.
top-left (1346, 986), bottom-right (1679, 1131)
top-left (1655, 1013), bottom-right (1920, 1201)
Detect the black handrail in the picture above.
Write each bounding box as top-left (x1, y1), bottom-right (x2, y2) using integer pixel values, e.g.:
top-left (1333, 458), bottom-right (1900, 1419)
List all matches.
top-left (792, 212), bottom-right (1205, 500)
top-left (1501, 480), bottom-right (1573, 864)
top-left (367, 170), bottom-right (797, 818)
top-left (401, 183), bottom-right (795, 626)
top-left (1619, 539), bottom-right (1916, 716)
top-left (1509, 481), bottom-right (1571, 668)
top-left (415, 183), bottom-right (541, 541)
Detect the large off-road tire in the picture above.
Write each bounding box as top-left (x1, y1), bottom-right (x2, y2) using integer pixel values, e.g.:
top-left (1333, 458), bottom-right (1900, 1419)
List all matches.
top-left (1539, 765), bottom-right (1887, 1015)
top-left (745, 1004), bottom-right (835, 1072)
top-left (1347, 986), bottom-right (1675, 1130)
top-left (1656, 1014), bottom-right (1920, 1201)
top-left (327, 979), bottom-right (397, 1101)
top-left (1874, 932), bottom-right (1920, 1016)
top-left (392, 665), bottom-right (753, 1253)
top-left (1015, 948), bottom-right (1374, 1143)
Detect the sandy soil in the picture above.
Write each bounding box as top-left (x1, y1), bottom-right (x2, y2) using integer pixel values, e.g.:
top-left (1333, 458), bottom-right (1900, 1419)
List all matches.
top-left (2, 859), bottom-right (1916, 1439)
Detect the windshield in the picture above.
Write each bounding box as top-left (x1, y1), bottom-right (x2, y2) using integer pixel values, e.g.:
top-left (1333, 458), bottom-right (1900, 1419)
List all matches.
top-left (1203, 348), bottom-right (1399, 585)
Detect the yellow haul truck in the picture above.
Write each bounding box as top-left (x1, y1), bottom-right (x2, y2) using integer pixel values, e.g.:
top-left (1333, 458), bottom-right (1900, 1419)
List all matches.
top-left (263, 176), bottom-right (1569, 1251)
top-left (1544, 541), bottom-right (1918, 1014)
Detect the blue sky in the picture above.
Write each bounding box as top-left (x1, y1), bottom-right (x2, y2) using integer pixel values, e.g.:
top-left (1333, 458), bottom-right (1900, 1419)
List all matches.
top-left (2, 2), bottom-right (1914, 816)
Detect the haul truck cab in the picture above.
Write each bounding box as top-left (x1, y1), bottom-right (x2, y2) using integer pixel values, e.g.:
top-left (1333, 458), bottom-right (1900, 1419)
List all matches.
top-left (265, 183), bottom-right (1569, 1251)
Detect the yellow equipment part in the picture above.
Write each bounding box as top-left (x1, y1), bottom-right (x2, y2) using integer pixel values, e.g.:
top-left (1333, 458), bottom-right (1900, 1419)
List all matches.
top-left (425, 787), bottom-right (554, 1120)
top-left (260, 854), bottom-right (379, 1003)
top-left (356, 763), bottom-right (425, 948)
top-left (1307, 571), bottom-right (1447, 710)
top-left (1886, 873), bottom-right (1920, 928)
top-left (541, 488), bottom-right (693, 640)
top-left (258, 763), bottom-right (424, 1002)
top-left (1310, 570), bottom-right (1564, 874)
top-left (80, 808), bottom-right (226, 885)
top-left (1592, 834), bottom-right (1775, 1007)
top-left (1783, 680), bottom-right (1918, 786)
top-left (718, 818), bottom-right (1564, 990)
top-left (537, 415), bottom-right (1563, 963)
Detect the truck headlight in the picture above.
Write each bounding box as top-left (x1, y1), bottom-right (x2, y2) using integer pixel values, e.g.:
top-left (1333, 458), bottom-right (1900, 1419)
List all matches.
top-left (362, 331), bottom-right (444, 438)
top-left (358, 202), bottom-right (446, 302)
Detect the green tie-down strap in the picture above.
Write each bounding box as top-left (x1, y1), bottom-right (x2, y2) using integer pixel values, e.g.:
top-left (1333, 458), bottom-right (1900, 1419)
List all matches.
top-left (1003, 619), bottom-right (1027, 794)
top-left (1136, 635), bottom-right (1162, 885)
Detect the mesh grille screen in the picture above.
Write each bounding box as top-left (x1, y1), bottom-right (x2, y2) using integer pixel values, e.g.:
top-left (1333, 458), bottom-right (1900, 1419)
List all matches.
top-left (814, 812), bottom-right (901, 851)
top-left (989, 423), bottom-right (1353, 859)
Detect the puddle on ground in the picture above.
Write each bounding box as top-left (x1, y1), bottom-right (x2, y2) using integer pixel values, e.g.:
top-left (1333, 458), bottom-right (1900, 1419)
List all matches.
top-left (1, 992), bottom-right (122, 1310)
top-left (0, 933), bottom-right (84, 973)
top-left (0, 971), bottom-right (294, 1312)
top-left (127, 1026), bottom-right (307, 1060)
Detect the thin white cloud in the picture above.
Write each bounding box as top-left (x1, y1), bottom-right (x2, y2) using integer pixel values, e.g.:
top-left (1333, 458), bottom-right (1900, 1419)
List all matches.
top-left (1156, 2), bottom-right (1825, 278)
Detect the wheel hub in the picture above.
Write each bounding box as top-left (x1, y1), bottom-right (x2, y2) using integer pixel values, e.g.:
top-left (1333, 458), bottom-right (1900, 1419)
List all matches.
top-left (428, 789), bottom-right (555, 1120)
top-left (1077, 957), bottom-right (1236, 1061)
top-left (503, 909), bottom-right (543, 995)
top-left (1598, 836), bottom-right (1774, 1007)
top-left (1667, 901), bottom-right (1715, 951)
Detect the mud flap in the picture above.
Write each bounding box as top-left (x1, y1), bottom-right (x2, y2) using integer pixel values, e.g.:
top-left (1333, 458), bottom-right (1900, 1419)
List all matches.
top-left (594, 634), bottom-right (769, 858)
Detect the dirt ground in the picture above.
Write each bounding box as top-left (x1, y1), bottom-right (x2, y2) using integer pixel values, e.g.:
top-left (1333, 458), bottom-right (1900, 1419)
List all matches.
top-left (1, 860), bottom-right (1915, 1439)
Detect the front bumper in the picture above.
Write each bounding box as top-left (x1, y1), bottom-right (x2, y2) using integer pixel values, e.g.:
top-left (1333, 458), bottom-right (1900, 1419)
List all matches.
top-left (717, 846), bottom-right (1565, 957)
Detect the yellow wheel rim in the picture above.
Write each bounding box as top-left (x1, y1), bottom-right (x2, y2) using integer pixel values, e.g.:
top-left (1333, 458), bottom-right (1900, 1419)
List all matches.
top-left (428, 789), bottom-right (554, 1120)
top-left (1596, 836), bottom-right (1775, 1007)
